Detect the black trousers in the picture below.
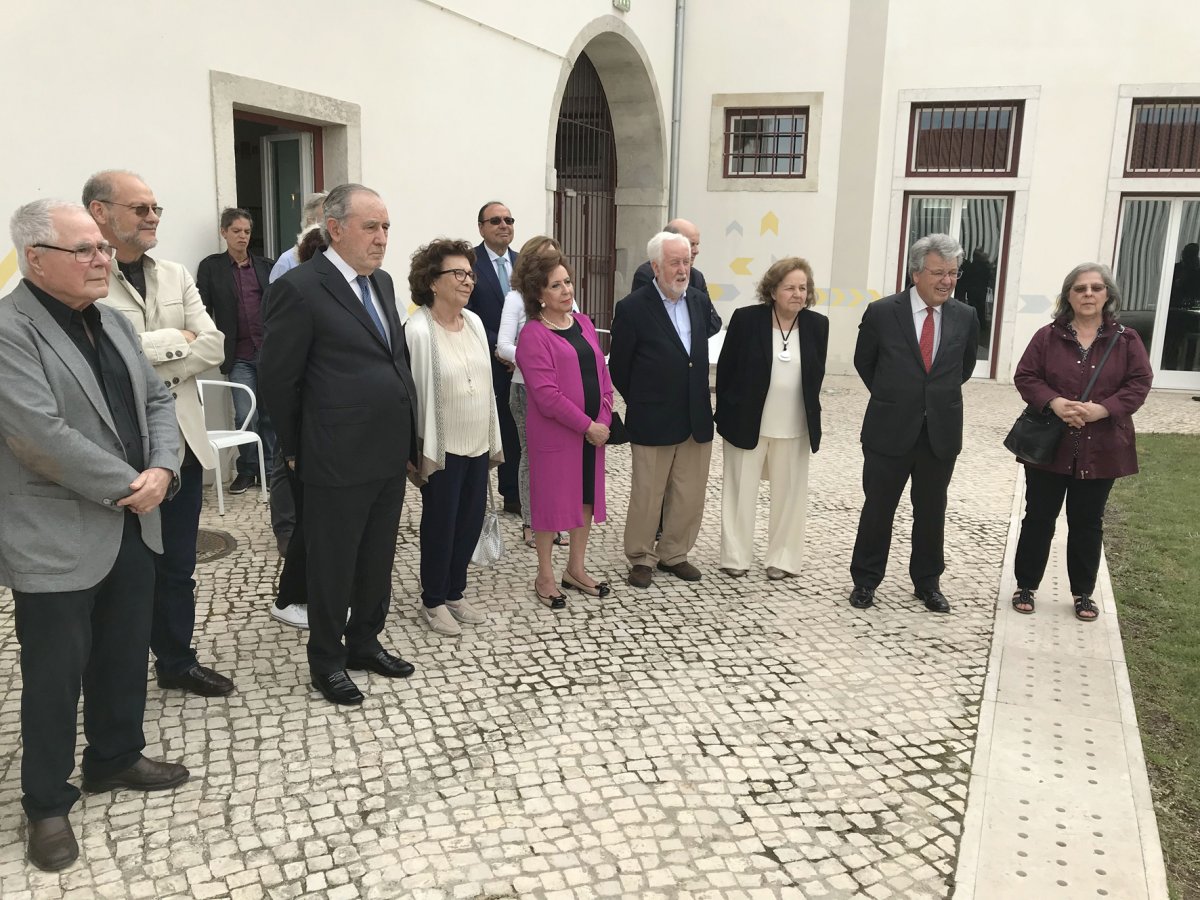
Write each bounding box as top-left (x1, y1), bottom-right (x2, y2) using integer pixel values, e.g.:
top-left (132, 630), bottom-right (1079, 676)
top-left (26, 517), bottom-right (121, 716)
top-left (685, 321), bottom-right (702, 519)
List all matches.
top-left (1014, 466), bottom-right (1115, 596)
top-left (275, 464), bottom-right (306, 610)
top-left (494, 368), bottom-right (520, 502)
top-left (851, 424), bottom-right (957, 592)
top-left (269, 442), bottom-right (297, 543)
top-left (13, 513), bottom-right (154, 820)
top-left (420, 453), bottom-right (488, 608)
top-left (303, 474), bottom-right (406, 674)
top-left (150, 461), bottom-right (202, 675)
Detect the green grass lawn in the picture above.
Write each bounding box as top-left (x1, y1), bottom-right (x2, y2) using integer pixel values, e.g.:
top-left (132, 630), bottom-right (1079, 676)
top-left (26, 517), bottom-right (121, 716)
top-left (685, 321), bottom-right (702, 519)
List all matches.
top-left (1106, 433), bottom-right (1200, 900)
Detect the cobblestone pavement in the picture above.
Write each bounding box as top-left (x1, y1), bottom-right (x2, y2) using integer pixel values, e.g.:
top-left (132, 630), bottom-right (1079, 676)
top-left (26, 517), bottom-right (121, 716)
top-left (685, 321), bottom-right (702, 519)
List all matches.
top-left (0, 377), bottom-right (1195, 899)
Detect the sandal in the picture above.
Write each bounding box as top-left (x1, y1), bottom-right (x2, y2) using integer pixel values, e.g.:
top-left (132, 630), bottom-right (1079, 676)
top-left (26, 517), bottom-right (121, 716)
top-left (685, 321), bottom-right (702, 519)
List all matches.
top-left (1073, 594), bottom-right (1099, 621)
top-left (1011, 588), bottom-right (1035, 614)
top-left (534, 584), bottom-right (567, 610)
top-left (522, 526), bottom-right (536, 549)
top-left (553, 532), bottom-right (570, 547)
top-left (561, 570), bottom-right (611, 598)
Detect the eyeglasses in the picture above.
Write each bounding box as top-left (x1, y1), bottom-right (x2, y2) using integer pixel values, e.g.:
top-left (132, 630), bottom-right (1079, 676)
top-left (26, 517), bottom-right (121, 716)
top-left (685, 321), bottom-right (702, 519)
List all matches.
top-left (102, 200), bottom-right (163, 218)
top-left (438, 268), bottom-right (477, 283)
top-left (479, 216), bottom-right (515, 227)
top-left (33, 242), bottom-right (117, 263)
top-left (923, 269), bottom-right (963, 280)
top-left (1070, 283), bottom-right (1107, 294)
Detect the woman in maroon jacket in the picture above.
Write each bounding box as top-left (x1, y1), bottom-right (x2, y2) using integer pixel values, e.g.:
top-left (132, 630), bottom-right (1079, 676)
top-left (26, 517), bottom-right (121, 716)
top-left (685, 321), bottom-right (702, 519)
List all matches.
top-left (1011, 263), bottom-right (1153, 621)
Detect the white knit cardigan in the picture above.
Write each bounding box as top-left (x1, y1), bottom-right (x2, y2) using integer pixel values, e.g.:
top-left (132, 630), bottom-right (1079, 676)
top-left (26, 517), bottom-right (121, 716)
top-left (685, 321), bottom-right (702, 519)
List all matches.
top-left (404, 305), bottom-right (503, 484)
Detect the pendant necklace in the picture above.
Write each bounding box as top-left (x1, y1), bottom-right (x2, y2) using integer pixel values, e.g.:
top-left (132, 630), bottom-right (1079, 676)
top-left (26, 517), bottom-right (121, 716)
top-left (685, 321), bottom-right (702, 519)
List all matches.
top-left (774, 307), bottom-right (798, 362)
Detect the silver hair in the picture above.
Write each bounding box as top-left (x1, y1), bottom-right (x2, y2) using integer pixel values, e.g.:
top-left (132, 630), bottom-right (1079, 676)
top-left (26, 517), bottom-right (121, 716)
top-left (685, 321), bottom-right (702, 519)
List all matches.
top-left (10, 199), bottom-right (81, 276)
top-left (302, 192), bottom-right (327, 226)
top-left (909, 233), bottom-right (964, 273)
top-left (1053, 262), bottom-right (1123, 321)
top-left (81, 169), bottom-right (143, 209)
top-left (320, 183), bottom-right (379, 243)
top-left (646, 231), bottom-right (691, 266)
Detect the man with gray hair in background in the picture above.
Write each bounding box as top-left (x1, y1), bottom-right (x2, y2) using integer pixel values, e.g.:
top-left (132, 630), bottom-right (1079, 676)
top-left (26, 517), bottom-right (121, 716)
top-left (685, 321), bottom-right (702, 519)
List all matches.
top-left (609, 231), bottom-right (715, 589)
top-left (848, 233), bottom-right (980, 614)
top-left (269, 191), bottom-right (327, 282)
top-left (0, 199), bottom-right (190, 871)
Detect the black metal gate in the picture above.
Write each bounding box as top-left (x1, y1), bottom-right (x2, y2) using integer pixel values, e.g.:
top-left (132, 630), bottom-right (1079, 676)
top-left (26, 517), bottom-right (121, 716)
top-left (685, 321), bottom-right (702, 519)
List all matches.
top-left (554, 52), bottom-right (618, 341)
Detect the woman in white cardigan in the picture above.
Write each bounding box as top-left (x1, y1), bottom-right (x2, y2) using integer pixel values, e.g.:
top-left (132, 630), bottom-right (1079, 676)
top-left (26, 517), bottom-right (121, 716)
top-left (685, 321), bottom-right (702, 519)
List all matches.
top-left (406, 239), bottom-right (503, 637)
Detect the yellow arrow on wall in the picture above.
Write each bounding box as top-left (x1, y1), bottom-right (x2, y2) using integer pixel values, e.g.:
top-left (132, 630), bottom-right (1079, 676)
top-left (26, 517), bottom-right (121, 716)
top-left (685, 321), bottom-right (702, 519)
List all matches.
top-left (760, 211), bottom-right (778, 235)
top-left (708, 284), bottom-right (725, 302)
top-left (730, 257), bottom-right (752, 276)
top-left (0, 249), bottom-right (17, 291)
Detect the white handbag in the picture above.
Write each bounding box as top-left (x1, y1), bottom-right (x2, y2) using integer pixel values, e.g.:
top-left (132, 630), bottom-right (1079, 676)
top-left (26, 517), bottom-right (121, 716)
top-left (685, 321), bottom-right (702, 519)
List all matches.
top-left (470, 484), bottom-right (505, 567)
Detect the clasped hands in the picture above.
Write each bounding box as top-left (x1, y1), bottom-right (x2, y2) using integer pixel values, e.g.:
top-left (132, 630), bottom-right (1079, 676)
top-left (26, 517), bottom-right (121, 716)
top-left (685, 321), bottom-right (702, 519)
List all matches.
top-left (585, 421), bottom-right (610, 446)
top-left (117, 467), bottom-right (174, 514)
top-left (1049, 396), bottom-right (1109, 429)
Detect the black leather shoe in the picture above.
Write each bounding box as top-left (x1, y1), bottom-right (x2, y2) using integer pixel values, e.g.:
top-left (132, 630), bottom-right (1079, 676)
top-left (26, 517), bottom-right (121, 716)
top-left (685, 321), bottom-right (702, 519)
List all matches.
top-left (915, 589), bottom-right (951, 613)
top-left (228, 473), bottom-right (258, 494)
top-left (82, 756), bottom-right (189, 793)
top-left (657, 560), bottom-right (702, 581)
top-left (158, 664), bottom-right (235, 697)
top-left (502, 496), bottom-right (522, 515)
top-left (346, 650), bottom-right (415, 678)
top-left (312, 670), bottom-right (364, 705)
top-left (27, 815), bottom-right (78, 871)
top-left (849, 586), bottom-right (876, 609)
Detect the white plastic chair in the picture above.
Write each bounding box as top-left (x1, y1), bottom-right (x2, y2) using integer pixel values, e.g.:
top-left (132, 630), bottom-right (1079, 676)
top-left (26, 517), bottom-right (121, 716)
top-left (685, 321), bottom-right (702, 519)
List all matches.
top-left (196, 379), bottom-right (268, 515)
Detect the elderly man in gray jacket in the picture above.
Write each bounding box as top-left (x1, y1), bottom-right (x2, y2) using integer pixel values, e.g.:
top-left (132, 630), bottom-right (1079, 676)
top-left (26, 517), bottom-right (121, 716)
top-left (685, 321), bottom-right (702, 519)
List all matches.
top-left (0, 200), bottom-right (190, 872)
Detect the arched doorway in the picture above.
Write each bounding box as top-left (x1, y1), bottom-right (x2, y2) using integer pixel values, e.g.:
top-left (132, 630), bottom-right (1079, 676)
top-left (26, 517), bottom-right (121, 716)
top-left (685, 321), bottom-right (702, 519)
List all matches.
top-left (554, 52), bottom-right (618, 333)
top-left (548, 23), bottom-right (667, 341)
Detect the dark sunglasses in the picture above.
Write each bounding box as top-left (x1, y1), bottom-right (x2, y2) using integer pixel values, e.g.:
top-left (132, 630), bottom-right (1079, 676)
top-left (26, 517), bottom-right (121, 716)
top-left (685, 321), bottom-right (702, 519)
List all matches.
top-left (479, 216), bottom-right (515, 226)
top-left (102, 200), bottom-right (163, 218)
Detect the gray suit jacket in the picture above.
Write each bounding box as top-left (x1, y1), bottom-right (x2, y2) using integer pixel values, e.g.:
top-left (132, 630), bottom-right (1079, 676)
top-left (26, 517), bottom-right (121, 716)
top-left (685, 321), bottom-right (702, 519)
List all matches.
top-left (0, 281), bottom-right (181, 593)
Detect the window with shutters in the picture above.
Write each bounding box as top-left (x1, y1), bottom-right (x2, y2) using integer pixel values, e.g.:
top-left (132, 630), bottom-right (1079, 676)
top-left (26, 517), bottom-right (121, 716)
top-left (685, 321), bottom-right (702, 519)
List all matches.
top-left (907, 101), bottom-right (1023, 176)
top-left (1125, 99), bottom-right (1200, 175)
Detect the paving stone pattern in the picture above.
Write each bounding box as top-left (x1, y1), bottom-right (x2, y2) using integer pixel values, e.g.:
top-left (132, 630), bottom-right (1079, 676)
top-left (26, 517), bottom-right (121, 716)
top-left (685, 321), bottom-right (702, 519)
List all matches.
top-left (0, 376), bottom-right (1195, 899)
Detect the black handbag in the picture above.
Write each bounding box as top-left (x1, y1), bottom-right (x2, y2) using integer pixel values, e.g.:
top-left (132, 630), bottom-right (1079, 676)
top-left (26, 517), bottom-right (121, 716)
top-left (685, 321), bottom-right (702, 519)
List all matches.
top-left (1004, 325), bottom-right (1123, 465)
top-left (607, 411), bottom-right (629, 445)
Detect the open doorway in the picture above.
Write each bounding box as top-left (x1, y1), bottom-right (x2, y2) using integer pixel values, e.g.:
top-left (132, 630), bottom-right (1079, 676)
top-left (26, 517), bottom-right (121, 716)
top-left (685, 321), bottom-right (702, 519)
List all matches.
top-left (233, 112), bottom-right (323, 260)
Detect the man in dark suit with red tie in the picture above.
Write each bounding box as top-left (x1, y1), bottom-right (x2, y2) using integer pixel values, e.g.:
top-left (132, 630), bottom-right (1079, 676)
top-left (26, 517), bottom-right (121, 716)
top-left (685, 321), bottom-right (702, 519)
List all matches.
top-left (259, 183), bottom-right (418, 705)
top-left (848, 233), bottom-right (979, 614)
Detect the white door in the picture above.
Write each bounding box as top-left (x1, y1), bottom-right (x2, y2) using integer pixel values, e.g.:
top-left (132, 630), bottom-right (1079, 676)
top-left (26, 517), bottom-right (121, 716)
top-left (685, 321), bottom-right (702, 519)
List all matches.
top-left (260, 132), bottom-right (314, 260)
top-left (1114, 197), bottom-right (1200, 390)
top-left (904, 194), bottom-right (1009, 378)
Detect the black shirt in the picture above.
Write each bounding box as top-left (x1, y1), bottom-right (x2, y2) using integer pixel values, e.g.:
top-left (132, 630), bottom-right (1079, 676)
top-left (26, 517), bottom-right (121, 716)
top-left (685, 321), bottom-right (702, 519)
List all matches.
top-left (27, 280), bottom-right (146, 472)
top-left (117, 257), bottom-right (147, 300)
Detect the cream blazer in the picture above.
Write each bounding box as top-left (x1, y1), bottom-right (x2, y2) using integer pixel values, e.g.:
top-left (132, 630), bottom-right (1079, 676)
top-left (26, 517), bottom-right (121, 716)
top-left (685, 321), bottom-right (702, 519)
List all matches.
top-left (100, 256), bottom-right (225, 469)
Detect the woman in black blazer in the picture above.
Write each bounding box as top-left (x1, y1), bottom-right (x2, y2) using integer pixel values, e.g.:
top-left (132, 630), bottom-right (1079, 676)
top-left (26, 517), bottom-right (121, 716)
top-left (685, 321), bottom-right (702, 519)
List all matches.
top-left (714, 257), bottom-right (828, 580)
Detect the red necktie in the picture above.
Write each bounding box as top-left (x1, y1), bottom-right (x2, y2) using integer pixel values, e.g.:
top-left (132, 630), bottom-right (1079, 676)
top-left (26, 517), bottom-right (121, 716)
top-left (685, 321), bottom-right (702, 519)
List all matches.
top-left (919, 305), bottom-right (935, 372)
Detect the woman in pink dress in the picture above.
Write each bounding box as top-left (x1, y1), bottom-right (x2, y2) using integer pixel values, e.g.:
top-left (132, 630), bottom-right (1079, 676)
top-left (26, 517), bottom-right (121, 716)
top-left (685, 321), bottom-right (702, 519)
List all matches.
top-left (515, 253), bottom-right (613, 609)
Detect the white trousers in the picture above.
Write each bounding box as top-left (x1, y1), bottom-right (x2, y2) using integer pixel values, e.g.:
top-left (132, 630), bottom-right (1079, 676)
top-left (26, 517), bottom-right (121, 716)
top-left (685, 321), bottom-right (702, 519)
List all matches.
top-left (719, 436), bottom-right (811, 574)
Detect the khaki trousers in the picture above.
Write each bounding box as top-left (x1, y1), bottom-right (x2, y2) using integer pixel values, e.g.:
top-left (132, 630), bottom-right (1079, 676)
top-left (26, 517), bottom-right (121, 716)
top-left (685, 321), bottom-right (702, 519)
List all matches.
top-left (719, 436), bottom-right (810, 574)
top-left (625, 438), bottom-right (713, 568)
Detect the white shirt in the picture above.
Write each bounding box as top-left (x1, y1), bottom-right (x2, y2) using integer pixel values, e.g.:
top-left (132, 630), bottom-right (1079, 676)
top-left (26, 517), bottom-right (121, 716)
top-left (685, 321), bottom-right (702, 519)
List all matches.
top-left (653, 279), bottom-right (692, 354)
top-left (909, 286), bottom-right (942, 361)
top-left (325, 247), bottom-right (392, 345)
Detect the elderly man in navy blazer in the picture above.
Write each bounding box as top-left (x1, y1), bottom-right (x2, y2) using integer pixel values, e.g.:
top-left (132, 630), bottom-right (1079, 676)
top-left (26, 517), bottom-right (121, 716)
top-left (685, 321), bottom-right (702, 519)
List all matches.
top-left (0, 200), bottom-right (190, 871)
top-left (609, 231), bottom-right (715, 588)
top-left (467, 200), bottom-right (521, 513)
top-left (848, 233), bottom-right (980, 614)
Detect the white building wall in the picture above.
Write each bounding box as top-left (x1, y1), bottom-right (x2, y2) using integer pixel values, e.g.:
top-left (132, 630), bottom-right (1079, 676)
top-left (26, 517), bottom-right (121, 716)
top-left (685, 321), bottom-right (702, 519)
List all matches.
top-left (0, 0), bottom-right (676, 293)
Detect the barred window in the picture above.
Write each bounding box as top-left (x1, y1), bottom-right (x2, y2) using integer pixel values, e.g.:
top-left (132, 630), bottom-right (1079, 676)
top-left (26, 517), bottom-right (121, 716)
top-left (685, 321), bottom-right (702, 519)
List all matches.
top-left (908, 102), bottom-right (1022, 176)
top-left (723, 107), bottom-right (808, 178)
top-left (1126, 100), bottom-right (1200, 175)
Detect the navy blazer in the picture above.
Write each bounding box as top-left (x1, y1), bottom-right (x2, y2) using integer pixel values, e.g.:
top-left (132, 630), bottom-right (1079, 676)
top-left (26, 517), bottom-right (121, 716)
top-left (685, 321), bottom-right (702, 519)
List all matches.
top-left (854, 291), bottom-right (979, 461)
top-left (196, 251), bottom-right (274, 374)
top-left (632, 262), bottom-right (722, 337)
top-left (468, 241), bottom-right (518, 352)
top-left (259, 252), bottom-right (417, 487)
top-left (715, 304), bottom-right (828, 453)
top-left (609, 282), bottom-right (714, 446)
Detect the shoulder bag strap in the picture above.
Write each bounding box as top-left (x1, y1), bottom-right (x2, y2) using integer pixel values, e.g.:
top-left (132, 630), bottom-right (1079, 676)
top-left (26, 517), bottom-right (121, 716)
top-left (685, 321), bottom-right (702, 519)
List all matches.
top-left (1079, 325), bottom-right (1123, 402)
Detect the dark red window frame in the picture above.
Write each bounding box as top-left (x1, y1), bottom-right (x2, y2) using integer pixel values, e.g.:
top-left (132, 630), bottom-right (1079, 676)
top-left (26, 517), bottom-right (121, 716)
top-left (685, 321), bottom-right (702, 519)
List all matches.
top-left (1125, 99), bottom-right (1200, 177)
top-left (722, 106), bottom-right (809, 179)
top-left (906, 101), bottom-right (1023, 177)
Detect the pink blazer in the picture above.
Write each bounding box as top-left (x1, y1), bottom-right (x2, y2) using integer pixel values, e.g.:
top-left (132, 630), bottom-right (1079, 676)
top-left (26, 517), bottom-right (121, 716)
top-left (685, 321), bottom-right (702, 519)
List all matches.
top-left (516, 313), bottom-right (614, 531)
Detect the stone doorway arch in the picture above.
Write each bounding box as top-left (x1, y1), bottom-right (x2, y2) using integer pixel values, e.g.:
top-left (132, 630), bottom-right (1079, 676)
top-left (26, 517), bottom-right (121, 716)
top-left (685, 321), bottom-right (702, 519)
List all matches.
top-left (547, 20), bottom-right (667, 329)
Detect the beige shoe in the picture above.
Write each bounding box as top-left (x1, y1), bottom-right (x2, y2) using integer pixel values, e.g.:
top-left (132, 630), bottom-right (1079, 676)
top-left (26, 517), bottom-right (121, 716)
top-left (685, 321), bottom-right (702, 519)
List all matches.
top-left (446, 599), bottom-right (486, 625)
top-left (420, 605), bottom-right (462, 636)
